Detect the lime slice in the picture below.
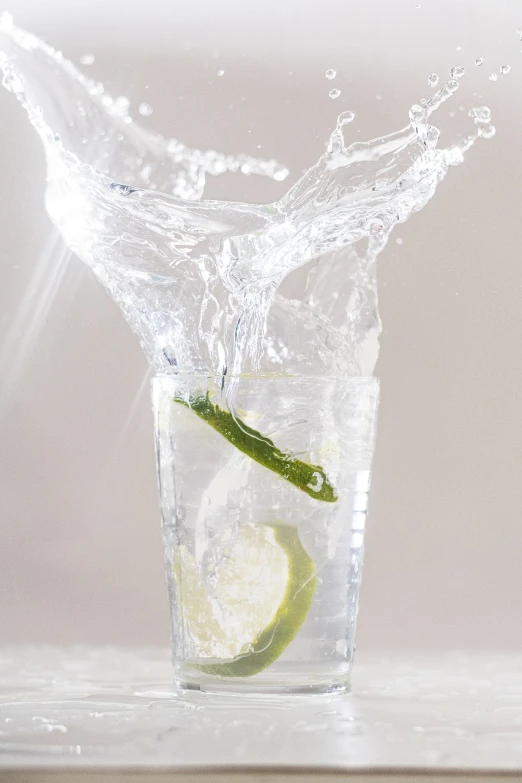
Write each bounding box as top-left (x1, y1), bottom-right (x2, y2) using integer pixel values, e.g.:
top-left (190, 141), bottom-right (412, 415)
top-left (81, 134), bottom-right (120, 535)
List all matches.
top-left (176, 523), bottom-right (317, 677)
top-left (174, 394), bottom-right (338, 503)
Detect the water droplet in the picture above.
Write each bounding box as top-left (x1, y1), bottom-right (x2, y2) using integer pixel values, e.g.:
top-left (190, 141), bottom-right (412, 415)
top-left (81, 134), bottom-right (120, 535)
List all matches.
top-left (428, 73), bottom-right (439, 88)
top-left (475, 57), bottom-right (484, 66)
top-left (338, 110), bottom-right (355, 126)
top-left (450, 66), bottom-right (465, 79)
top-left (375, 94), bottom-right (383, 101)
top-left (217, 69), bottom-right (225, 76)
top-left (500, 64), bottom-right (511, 75)
top-left (468, 105), bottom-right (491, 125)
top-left (329, 88), bottom-right (341, 100)
top-left (138, 102), bottom-right (153, 116)
top-left (325, 69), bottom-right (337, 80)
top-left (272, 165), bottom-right (289, 182)
top-left (396, 237), bottom-right (404, 245)
top-left (456, 45), bottom-right (462, 51)
top-left (80, 53), bottom-right (95, 66)
top-left (478, 124), bottom-right (496, 139)
top-left (489, 72), bottom-right (498, 82)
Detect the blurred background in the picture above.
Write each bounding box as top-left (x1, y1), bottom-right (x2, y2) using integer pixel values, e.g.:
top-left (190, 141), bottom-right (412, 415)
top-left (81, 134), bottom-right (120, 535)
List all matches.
top-left (1, 0), bottom-right (521, 650)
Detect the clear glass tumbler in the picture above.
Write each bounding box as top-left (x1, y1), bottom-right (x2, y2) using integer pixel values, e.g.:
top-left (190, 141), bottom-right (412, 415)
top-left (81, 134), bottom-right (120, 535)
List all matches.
top-left (153, 373), bottom-right (379, 694)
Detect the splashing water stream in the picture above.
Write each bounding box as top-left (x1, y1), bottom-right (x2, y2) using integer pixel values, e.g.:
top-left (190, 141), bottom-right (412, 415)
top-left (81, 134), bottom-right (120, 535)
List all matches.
top-left (0, 13), bottom-right (494, 383)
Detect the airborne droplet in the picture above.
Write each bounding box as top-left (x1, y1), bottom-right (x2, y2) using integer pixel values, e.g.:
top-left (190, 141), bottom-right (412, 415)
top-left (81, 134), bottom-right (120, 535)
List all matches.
top-left (450, 66), bottom-right (465, 79)
top-left (79, 53), bottom-right (95, 66)
top-left (478, 124), bottom-right (496, 139)
top-left (468, 106), bottom-right (492, 125)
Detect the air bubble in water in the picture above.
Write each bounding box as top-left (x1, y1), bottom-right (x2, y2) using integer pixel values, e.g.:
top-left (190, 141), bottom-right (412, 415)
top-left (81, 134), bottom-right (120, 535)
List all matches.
top-left (138, 102), bottom-right (153, 116)
top-left (428, 74), bottom-right (439, 88)
top-left (329, 88), bottom-right (341, 99)
top-left (489, 73), bottom-right (498, 82)
top-left (500, 64), bottom-right (511, 75)
top-left (325, 69), bottom-right (337, 80)
top-left (217, 69), bottom-right (225, 76)
top-left (80, 53), bottom-right (95, 66)
top-left (308, 471), bottom-right (324, 492)
top-left (478, 124), bottom-right (496, 139)
top-left (475, 58), bottom-right (483, 67)
top-left (450, 66), bottom-right (465, 79)
top-left (468, 105), bottom-right (491, 125)
top-left (396, 237), bottom-right (404, 245)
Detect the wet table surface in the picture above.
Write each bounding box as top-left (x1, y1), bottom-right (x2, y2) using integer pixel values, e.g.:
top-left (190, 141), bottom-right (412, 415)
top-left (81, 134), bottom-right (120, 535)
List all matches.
top-left (1, 648), bottom-right (522, 781)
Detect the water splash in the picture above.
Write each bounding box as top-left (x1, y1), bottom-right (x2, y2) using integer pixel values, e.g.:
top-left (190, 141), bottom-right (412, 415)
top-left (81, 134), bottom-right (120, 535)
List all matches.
top-left (0, 14), bottom-right (495, 378)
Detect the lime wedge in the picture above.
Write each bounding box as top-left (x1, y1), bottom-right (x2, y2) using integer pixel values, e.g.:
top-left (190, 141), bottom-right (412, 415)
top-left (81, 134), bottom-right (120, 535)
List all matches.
top-left (176, 523), bottom-right (317, 677)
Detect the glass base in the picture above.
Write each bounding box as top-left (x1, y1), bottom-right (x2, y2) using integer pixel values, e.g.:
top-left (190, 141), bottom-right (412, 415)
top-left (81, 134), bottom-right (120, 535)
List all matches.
top-left (173, 662), bottom-right (352, 695)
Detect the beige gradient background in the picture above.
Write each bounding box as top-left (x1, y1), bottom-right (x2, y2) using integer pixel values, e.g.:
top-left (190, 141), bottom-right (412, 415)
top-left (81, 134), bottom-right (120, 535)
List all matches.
top-left (1, 0), bottom-right (521, 650)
